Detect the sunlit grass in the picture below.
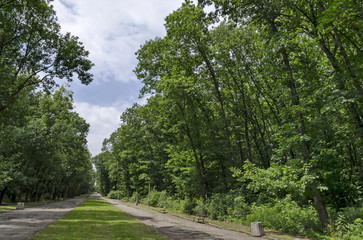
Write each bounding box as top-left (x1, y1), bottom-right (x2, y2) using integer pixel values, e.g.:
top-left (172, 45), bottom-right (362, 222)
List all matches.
top-left (0, 204), bottom-right (16, 211)
top-left (0, 199), bottom-right (66, 212)
top-left (30, 198), bottom-right (169, 240)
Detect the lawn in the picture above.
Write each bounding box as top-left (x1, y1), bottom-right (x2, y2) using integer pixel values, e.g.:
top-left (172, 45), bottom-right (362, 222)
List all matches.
top-left (30, 198), bottom-right (169, 240)
top-left (0, 204), bottom-right (16, 211)
top-left (0, 199), bottom-right (67, 212)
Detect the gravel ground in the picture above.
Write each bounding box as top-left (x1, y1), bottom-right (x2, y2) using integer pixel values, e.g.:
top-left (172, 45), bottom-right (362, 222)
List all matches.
top-left (0, 193), bottom-right (266, 240)
top-left (105, 197), bottom-right (263, 240)
top-left (0, 196), bottom-right (88, 240)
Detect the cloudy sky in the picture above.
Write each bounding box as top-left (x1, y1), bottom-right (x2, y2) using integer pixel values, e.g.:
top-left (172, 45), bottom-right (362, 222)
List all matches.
top-left (52, 0), bottom-right (185, 156)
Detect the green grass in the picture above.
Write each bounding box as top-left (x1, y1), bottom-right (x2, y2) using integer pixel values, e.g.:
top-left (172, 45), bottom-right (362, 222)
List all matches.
top-left (0, 199), bottom-right (67, 212)
top-left (0, 204), bottom-right (16, 211)
top-left (30, 198), bottom-right (169, 240)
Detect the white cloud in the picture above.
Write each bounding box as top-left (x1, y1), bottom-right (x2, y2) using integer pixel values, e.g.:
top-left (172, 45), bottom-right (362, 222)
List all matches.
top-left (52, 0), bottom-right (185, 155)
top-left (53, 0), bottom-right (184, 84)
top-left (74, 96), bottom-right (148, 156)
top-left (74, 102), bottom-right (124, 156)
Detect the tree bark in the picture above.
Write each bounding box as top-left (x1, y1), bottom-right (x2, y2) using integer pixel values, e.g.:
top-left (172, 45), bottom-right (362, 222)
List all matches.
top-left (269, 20), bottom-right (329, 227)
top-left (0, 187), bottom-right (8, 204)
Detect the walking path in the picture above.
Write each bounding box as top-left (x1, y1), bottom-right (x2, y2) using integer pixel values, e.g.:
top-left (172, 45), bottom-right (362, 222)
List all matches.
top-left (105, 197), bottom-right (261, 240)
top-left (0, 196), bottom-right (87, 240)
top-left (0, 193), bottom-right (265, 240)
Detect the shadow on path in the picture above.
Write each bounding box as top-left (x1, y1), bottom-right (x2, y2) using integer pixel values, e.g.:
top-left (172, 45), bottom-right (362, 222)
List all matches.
top-left (0, 194), bottom-right (90, 240)
top-left (105, 197), bottom-right (259, 240)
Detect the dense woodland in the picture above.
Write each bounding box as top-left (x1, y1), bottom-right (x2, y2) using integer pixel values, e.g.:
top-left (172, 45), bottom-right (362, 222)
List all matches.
top-left (0, 0), bottom-right (94, 203)
top-left (95, 0), bottom-right (363, 238)
top-left (1, 0), bottom-right (363, 239)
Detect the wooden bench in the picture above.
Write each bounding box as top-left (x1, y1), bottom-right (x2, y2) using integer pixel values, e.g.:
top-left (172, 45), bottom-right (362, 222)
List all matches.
top-left (193, 213), bottom-right (206, 223)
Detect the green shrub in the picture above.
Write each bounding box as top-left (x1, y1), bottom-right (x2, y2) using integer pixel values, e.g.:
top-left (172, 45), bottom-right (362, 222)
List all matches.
top-left (246, 195), bottom-right (320, 235)
top-left (107, 190), bottom-right (125, 200)
top-left (144, 190), bottom-right (168, 207)
top-left (130, 192), bottom-right (139, 203)
top-left (179, 198), bottom-right (196, 214)
top-left (342, 218), bottom-right (363, 240)
top-left (194, 199), bottom-right (207, 215)
top-left (329, 206), bottom-right (363, 239)
top-left (145, 190), bottom-right (159, 206)
top-left (228, 196), bottom-right (251, 221)
top-left (205, 193), bottom-right (234, 220)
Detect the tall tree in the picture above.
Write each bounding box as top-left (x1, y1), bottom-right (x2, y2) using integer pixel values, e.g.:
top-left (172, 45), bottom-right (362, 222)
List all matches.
top-left (0, 0), bottom-right (93, 112)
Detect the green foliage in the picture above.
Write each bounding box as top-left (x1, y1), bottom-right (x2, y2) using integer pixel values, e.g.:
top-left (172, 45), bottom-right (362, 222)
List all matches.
top-left (1, 88), bottom-right (94, 203)
top-left (1, 0), bottom-right (94, 204)
top-left (107, 190), bottom-right (127, 200)
top-left (246, 196), bottom-right (320, 235)
top-left (143, 190), bottom-right (168, 207)
top-left (193, 193), bottom-right (251, 221)
top-left (193, 199), bottom-right (207, 215)
top-left (328, 206), bottom-right (363, 239)
top-left (179, 198), bottom-right (197, 214)
top-left (205, 193), bottom-right (233, 220)
top-left (341, 218), bottom-right (363, 240)
top-left (97, 0), bottom-right (363, 238)
top-left (234, 161), bottom-right (306, 201)
top-left (229, 196), bottom-right (251, 221)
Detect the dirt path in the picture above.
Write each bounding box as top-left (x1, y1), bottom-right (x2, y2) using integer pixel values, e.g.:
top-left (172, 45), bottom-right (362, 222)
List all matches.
top-left (105, 197), bottom-right (263, 240)
top-left (0, 195), bottom-right (88, 240)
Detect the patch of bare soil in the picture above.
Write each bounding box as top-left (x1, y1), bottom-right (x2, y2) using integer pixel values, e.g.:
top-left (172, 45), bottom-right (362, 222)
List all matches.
top-left (105, 197), bottom-right (263, 240)
top-left (0, 195), bottom-right (89, 240)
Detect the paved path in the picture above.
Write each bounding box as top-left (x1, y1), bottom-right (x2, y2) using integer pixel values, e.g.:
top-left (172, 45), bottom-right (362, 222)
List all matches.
top-left (105, 197), bottom-right (261, 240)
top-left (0, 193), bottom-right (265, 240)
top-left (0, 196), bottom-right (88, 240)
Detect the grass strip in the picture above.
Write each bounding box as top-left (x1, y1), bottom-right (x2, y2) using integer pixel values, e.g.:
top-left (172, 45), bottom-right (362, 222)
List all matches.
top-left (0, 204), bottom-right (16, 211)
top-left (0, 197), bottom-right (83, 212)
top-left (30, 198), bottom-right (169, 240)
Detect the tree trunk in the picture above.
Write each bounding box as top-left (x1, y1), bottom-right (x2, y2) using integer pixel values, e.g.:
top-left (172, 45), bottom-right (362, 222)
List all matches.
top-left (269, 20), bottom-right (330, 227)
top-left (0, 187), bottom-right (8, 204)
top-left (312, 182), bottom-right (330, 227)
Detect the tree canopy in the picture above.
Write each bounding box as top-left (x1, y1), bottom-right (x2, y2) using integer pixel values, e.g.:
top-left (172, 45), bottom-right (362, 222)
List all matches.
top-left (0, 0), bottom-right (93, 112)
top-left (95, 0), bottom-right (363, 235)
top-left (1, 0), bottom-right (94, 203)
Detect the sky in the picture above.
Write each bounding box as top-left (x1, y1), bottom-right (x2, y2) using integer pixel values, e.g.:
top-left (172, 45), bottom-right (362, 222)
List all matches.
top-left (52, 0), bottom-right (185, 156)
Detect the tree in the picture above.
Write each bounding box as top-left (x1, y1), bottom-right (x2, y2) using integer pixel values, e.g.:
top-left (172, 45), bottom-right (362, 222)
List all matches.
top-left (0, 0), bottom-right (93, 112)
top-left (0, 88), bottom-right (94, 203)
top-left (99, 1), bottom-right (363, 234)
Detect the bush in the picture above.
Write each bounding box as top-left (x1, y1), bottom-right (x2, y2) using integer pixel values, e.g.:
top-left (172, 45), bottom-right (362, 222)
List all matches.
top-left (245, 195), bottom-right (320, 235)
top-left (179, 198), bottom-right (196, 214)
top-left (329, 206), bottom-right (363, 239)
top-left (144, 190), bottom-right (168, 207)
top-left (228, 196), bottom-right (251, 221)
top-left (107, 190), bottom-right (125, 200)
top-left (205, 193), bottom-right (234, 220)
top-left (130, 192), bottom-right (139, 203)
top-left (194, 199), bottom-right (207, 215)
top-left (342, 218), bottom-right (363, 240)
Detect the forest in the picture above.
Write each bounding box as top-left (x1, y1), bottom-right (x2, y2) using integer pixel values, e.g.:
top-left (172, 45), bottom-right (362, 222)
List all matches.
top-left (1, 0), bottom-right (363, 239)
top-left (94, 0), bottom-right (363, 239)
top-left (0, 1), bottom-right (94, 203)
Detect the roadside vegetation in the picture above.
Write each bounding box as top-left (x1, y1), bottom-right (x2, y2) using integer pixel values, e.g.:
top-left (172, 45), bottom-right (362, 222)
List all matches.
top-left (1, 1), bottom-right (95, 205)
top-left (96, 1), bottom-right (363, 239)
top-left (2, 1), bottom-right (362, 239)
top-left (108, 190), bottom-right (363, 239)
top-left (30, 198), bottom-right (169, 240)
